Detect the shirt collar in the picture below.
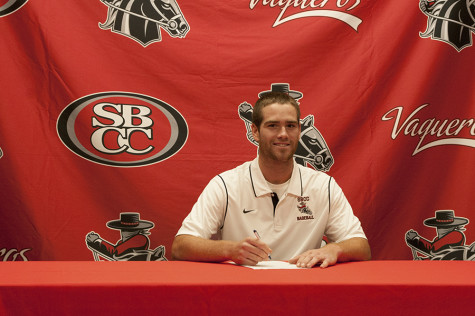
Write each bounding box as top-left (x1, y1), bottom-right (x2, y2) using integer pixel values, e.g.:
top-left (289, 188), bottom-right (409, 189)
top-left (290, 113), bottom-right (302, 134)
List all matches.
top-left (249, 157), bottom-right (303, 197)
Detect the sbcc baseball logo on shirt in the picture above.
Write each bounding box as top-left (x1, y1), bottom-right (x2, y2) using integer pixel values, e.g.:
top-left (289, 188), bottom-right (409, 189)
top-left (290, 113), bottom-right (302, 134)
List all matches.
top-left (297, 196), bottom-right (314, 221)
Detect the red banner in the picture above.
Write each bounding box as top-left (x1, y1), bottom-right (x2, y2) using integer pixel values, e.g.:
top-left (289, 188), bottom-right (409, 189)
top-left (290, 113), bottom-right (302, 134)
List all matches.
top-left (0, 0), bottom-right (474, 261)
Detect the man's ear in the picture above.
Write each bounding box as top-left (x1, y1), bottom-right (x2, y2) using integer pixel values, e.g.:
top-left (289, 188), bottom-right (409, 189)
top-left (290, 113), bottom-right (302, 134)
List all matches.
top-left (251, 123), bottom-right (260, 143)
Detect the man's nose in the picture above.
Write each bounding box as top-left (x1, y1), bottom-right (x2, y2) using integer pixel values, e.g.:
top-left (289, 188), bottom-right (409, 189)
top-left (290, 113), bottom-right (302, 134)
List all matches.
top-left (277, 126), bottom-right (289, 138)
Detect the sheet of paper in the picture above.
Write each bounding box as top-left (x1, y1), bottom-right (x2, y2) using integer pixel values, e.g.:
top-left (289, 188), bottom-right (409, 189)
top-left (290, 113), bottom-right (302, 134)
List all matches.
top-left (239, 260), bottom-right (305, 270)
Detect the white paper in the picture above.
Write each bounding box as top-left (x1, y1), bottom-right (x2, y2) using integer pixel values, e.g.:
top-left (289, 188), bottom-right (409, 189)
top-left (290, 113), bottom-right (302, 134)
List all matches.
top-left (239, 260), bottom-right (305, 270)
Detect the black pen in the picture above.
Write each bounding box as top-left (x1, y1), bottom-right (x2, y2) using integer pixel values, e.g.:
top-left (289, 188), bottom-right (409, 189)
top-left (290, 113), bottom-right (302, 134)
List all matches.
top-left (253, 229), bottom-right (272, 260)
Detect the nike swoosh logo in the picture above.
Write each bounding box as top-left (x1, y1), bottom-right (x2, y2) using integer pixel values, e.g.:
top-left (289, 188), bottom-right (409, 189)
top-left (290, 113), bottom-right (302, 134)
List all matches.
top-left (243, 209), bottom-right (256, 214)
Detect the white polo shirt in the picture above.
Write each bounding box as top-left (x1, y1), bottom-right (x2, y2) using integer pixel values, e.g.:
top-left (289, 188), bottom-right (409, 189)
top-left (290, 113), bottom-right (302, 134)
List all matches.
top-left (176, 158), bottom-right (366, 260)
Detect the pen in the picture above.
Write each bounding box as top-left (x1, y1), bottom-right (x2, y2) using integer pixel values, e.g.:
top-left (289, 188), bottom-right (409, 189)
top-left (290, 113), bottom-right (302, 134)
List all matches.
top-left (253, 229), bottom-right (272, 260)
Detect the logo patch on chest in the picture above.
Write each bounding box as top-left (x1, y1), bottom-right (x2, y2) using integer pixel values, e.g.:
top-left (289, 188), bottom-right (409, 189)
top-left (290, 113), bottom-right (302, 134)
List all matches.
top-left (297, 196), bottom-right (314, 221)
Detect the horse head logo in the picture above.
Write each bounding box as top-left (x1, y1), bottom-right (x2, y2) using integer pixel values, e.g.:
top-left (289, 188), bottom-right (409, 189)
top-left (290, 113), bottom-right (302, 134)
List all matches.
top-left (99, 0), bottom-right (190, 46)
top-left (295, 115), bottom-right (334, 172)
top-left (238, 102), bottom-right (334, 172)
top-left (419, 0), bottom-right (475, 51)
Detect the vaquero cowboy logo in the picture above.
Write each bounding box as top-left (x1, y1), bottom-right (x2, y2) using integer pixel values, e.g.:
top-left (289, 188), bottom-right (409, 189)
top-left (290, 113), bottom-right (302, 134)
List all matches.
top-left (99, 0), bottom-right (190, 46)
top-left (419, 0), bottom-right (475, 51)
top-left (86, 212), bottom-right (167, 261)
top-left (238, 83), bottom-right (334, 172)
top-left (405, 210), bottom-right (475, 260)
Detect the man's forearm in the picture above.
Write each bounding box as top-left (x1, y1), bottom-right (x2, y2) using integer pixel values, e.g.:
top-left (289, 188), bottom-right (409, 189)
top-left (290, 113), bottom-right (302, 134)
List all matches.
top-left (171, 234), bottom-right (233, 262)
top-left (333, 237), bottom-right (371, 262)
top-left (171, 234), bottom-right (272, 265)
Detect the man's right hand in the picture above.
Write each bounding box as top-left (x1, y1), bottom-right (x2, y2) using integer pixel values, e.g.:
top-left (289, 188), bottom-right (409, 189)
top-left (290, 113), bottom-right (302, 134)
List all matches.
top-left (227, 237), bottom-right (272, 265)
top-left (171, 234), bottom-right (272, 265)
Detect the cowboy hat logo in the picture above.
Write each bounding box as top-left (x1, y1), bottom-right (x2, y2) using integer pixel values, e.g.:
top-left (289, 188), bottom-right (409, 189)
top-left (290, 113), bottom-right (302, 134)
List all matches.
top-left (86, 212), bottom-right (167, 261)
top-left (405, 210), bottom-right (475, 260)
top-left (419, 0), bottom-right (475, 51)
top-left (238, 83), bottom-right (334, 172)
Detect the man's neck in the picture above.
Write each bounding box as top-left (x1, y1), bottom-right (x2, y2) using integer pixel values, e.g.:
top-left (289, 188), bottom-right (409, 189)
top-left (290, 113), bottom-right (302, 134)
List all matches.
top-left (258, 157), bottom-right (294, 184)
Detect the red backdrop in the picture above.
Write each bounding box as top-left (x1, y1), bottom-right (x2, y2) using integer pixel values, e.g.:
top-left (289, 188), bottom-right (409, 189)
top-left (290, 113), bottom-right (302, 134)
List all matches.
top-left (0, 0), bottom-right (474, 261)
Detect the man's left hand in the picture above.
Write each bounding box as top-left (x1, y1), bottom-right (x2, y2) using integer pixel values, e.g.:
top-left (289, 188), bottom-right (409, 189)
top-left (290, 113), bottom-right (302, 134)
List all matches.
top-left (289, 243), bottom-right (343, 268)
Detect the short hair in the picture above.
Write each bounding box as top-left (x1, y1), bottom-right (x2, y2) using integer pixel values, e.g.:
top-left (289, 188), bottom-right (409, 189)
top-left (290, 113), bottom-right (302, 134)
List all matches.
top-left (252, 92), bottom-right (301, 128)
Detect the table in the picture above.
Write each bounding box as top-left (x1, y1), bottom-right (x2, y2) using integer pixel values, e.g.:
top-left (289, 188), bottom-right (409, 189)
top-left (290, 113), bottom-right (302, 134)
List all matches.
top-left (1, 260), bottom-right (474, 315)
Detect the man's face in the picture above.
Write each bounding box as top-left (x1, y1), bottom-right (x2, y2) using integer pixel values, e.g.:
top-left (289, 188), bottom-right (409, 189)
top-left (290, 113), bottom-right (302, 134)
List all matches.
top-left (251, 102), bottom-right (300, 163)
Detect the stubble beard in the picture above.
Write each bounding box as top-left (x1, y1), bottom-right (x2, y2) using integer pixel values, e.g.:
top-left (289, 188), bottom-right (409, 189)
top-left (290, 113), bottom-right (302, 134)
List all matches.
top-left (259, 142), bottom-right (297, 164)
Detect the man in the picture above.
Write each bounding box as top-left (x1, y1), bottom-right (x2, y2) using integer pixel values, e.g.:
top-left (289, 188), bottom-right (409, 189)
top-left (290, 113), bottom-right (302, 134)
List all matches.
top-left (172, 92), bottom-right (371, 268)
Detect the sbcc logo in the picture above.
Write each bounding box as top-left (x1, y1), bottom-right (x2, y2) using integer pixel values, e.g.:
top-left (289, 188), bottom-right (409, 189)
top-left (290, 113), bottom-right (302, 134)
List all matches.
top-left (57, 92), bottom-right (188, 167)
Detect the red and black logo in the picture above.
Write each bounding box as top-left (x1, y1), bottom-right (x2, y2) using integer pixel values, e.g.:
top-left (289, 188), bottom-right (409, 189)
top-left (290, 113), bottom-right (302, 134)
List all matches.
top-left (99, 0), bottom-right (190, 46)
top-left (86, 212), bottom-right (167, 261)
top-left (57, 92), bottom-right (188, 167)
top-left (406, 210), bottom-right (475, 260)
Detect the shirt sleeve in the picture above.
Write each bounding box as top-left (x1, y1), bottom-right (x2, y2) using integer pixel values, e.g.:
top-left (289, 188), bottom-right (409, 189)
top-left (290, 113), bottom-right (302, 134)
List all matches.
top-left (324, 178), bottom-right (367, 243)
top-left (176, 176), bottom-right (227, 239)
